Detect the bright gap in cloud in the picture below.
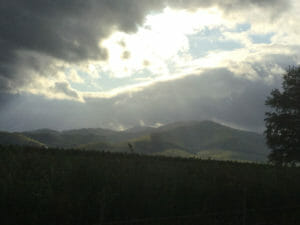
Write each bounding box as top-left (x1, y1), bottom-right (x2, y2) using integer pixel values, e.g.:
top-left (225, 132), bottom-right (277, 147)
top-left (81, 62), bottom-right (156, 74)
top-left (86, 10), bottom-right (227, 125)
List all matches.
top-left (68, 7), bottom-right (230, 96)
top-left (66, 4), bottom-right (293, 99)
top-left (93, 7), bottom-right (225, 82)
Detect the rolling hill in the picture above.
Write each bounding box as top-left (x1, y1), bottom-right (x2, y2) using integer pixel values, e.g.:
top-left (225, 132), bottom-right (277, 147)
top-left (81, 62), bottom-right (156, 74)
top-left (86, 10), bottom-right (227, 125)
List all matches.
top-left (23, 128), bottom-right (115, 148)
top-left (0, 131), bottom-right (45, 147)
top-left (0, 121), bottom-right (270, 161)
top-left (116, 121), bottom-right (270, 161)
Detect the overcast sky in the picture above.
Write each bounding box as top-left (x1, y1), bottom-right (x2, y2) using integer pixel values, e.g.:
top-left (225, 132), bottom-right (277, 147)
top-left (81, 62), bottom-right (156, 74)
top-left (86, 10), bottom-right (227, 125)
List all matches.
top-left (0, 0), bottom-right (299, 132)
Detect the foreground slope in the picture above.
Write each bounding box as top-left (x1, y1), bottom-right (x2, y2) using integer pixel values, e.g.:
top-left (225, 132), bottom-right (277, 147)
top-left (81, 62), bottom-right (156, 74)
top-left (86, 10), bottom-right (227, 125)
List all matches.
top-left (0, 146), bottom-right (299, 225)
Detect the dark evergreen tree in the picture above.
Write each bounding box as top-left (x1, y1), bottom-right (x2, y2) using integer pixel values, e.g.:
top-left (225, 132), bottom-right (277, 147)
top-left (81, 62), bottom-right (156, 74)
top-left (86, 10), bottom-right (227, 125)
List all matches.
top-left (265, 66), bottom-right (300, 165)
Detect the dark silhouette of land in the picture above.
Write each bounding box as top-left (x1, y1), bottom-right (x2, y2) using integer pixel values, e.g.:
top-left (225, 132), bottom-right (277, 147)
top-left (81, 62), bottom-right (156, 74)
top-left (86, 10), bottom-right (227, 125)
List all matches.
top-left (1, 146), bottom-right (299, 225)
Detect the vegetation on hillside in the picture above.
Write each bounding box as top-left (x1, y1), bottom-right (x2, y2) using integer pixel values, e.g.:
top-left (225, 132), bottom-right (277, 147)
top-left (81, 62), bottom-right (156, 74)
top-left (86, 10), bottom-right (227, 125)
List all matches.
top-left (1, 121), bottom-right (270, 162)
top-left (1, 146), bottom-right (299, 225)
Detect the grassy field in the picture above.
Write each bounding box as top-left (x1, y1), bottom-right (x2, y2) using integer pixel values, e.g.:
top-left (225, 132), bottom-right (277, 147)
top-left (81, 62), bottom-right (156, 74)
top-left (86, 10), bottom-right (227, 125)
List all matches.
top-left (0, 145), bottom-right (299, 225)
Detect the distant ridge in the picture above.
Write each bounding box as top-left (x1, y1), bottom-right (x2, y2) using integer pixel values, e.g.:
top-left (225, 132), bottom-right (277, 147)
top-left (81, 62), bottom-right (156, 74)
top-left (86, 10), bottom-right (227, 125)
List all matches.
top-left (0, 120), bottom-right (270, 162)
top-left (0, 131), bottom-right (45, 147)
top-left (116, 120), bottom-right (270, 161)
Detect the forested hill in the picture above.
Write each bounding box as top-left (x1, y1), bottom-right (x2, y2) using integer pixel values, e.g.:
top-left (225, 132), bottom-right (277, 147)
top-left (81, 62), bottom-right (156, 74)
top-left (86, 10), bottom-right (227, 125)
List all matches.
top-left (0, 120), bottom-right (270, 161)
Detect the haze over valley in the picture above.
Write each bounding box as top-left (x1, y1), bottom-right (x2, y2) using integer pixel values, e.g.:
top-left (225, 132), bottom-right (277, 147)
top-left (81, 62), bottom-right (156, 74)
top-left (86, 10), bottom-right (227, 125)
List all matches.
top-left (0, 120), bottom-right (270, 161)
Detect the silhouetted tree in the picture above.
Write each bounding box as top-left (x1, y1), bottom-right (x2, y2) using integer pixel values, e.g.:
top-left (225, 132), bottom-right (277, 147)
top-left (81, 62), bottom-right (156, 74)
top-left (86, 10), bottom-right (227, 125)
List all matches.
top-left (264, 66), bottom-right (300, 165)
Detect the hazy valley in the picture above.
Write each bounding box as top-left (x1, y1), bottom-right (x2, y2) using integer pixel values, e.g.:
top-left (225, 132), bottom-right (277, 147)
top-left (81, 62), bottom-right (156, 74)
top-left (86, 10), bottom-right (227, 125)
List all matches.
top-left (0, 120), bottom-right (270, 162)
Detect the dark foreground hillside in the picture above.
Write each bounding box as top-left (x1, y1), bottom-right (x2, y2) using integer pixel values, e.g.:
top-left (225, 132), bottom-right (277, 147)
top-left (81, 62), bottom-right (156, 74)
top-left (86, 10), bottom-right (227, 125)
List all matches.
top-left (0, 146), bottom-right (299, 225)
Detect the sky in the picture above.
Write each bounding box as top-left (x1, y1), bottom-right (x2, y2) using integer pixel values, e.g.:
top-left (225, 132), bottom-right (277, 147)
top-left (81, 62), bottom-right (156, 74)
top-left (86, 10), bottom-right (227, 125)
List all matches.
top-left (0, 0), bottom-right (299, 132)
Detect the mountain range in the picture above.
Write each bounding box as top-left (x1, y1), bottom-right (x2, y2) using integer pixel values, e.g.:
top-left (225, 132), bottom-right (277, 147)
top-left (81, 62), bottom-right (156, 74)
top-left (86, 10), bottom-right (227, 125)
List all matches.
top-left (0, 120), bottom-right (270, 161)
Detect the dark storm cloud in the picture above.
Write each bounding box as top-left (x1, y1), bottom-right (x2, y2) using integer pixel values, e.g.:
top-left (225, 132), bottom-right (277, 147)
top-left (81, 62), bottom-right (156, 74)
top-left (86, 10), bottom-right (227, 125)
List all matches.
top-left (0, 68), bottom-right (282, 132)
top-left (168, 0), bottom-right (288, 12)
top-left (96, 68), bottom-right (281, 132)
top-left (0, 0), bottom-right (164, 92)
top-left (0, 0), bottom-right (290, 132)
top-left (0, 0), bottom-right (288, 93)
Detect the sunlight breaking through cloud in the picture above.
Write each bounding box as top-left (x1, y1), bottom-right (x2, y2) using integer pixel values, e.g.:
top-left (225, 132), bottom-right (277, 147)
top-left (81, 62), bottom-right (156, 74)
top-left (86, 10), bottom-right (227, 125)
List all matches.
top-left (1, 0), bottom-right (300, 131)
top-left (99, 7), bottom-right (224, 79)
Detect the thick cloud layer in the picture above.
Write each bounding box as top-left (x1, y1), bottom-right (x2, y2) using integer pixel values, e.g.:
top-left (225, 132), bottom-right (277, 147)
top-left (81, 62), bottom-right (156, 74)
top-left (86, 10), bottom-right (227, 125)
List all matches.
top-left (0, 68), bottom-right (282, 132)
top-left (0, 0), bottom-right (293, 132)
top-left (0, 0), bottom-right (287, 93)
top-left (0, 0), bottom-right (161, 93)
